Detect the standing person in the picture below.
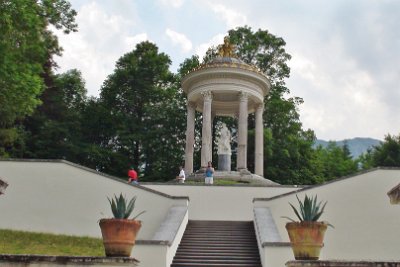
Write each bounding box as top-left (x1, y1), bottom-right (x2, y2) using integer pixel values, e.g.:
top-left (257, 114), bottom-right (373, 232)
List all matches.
top-left (205, 161), bottom-right (214, 185)
top-left (127, 166), bottom-right (138, 185)
top-left (176, 166), bottom-right (185, 183)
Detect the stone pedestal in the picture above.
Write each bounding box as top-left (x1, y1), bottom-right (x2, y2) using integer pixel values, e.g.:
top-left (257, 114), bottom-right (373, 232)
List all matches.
top-left (218, 154), bottom-right (231, 171)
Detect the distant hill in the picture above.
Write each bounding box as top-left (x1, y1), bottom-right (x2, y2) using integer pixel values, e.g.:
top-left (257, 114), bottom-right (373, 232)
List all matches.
top-left (314, 137), bottom-right (382, 158)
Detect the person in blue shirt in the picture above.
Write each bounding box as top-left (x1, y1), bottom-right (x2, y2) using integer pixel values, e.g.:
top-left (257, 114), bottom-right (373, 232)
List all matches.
top-left (205, 161), bottom-right (214, 185)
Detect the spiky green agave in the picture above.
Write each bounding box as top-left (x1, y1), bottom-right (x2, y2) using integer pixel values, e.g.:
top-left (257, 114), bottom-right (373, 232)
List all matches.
top-left (283, 194), bottom-right (327, 222)
top-left (107, 194), bottom-right (145, 220)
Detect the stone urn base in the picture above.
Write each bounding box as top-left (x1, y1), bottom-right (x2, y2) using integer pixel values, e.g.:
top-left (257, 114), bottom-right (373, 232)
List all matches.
top-left (218, 154), bottom-right (231, 171)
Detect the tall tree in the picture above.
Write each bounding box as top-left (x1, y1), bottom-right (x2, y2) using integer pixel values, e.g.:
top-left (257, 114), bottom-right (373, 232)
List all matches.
top-left (0, 0), bottom-right (77, 156)
top-left (99, 41), bottom-right (186, 180)
top-left (314, 142), bottom-right (358, 181)
top-left (21, 69), bottom-right (87, 160)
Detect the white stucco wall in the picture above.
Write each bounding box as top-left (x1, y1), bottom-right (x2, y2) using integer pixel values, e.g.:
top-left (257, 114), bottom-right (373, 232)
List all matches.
top-left (144, 184), bottom-right (296, 220)
top-left (254, 169), bottom-right (400, 262)
top-left (263, 245), bottom-right (292, 267)
top-left (0, 160), bottom-right (188, 239)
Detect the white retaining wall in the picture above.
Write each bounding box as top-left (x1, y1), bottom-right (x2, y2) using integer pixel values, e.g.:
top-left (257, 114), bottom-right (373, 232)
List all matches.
top-left (0, 160), bottom-right (188, 239)
top-left (144, 184), bottom-right (296, 220)
top-left (254, 169), bottom-right (400, 264)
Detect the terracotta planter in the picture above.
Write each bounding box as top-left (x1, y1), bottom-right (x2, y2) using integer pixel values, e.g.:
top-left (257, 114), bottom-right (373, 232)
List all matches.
top-left (285, 221), bottom-right (328, 260)
top-left (99, 219), bottom-right (141, 257)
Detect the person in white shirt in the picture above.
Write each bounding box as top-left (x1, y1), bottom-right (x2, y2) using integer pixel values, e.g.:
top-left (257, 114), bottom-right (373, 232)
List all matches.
top-left (176, 166), bottom-right (185, 183)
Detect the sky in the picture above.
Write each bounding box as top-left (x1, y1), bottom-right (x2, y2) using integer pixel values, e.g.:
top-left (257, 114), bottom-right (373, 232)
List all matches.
top-left (54, 0), bottom-right (400, 141)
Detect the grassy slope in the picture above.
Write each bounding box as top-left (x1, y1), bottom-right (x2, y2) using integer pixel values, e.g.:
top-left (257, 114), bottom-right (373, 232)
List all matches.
top-left (0, 229), bottom-right (104, 256)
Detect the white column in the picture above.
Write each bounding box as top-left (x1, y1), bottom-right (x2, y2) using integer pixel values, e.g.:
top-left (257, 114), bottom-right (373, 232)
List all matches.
top-left (201, 91), bottom-right (213, 168)
top-left (237, 91), bottom-right (248, 170)
top-left (210, 112), bottom-right (216, 164)
top-left (255, 103), bottom-right (264, 176)
top-left (184, 101), bottom-right (196, 174)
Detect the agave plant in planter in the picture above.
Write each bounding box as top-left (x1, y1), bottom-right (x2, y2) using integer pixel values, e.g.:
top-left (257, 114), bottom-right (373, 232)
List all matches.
top-left (283, 194), bottom-right (333, 260)
top-left (99, 194), bottom-right (145, 257)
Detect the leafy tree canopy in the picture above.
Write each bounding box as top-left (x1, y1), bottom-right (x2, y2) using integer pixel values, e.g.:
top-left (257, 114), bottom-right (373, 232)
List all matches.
top-left (0, 0), bottom-right (77, 156)
top-left (98, 41), bottom-right (186, 180)
top-left (359, 134), bottom-right (400, 168)
top-left (21, 69), bottom-right (86, 160)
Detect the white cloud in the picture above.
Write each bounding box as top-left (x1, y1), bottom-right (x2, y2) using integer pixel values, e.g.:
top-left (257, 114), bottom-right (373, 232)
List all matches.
top-left (158, 0), bottom-right (185, 8)
top-left (125, 33), bottom-right (149, 48)
top-left (209, 3), bottom-right (247, 28)
top-left (165, 28), bottom-right (193, 53)
top-left (289, 53), bottom-right (319, 85)
top-left (288, 40), bottom-right (389, 140)
top-left (195, 34), bottom-right (225, 60)
top-left (54, 1), bottom-right (148, 97)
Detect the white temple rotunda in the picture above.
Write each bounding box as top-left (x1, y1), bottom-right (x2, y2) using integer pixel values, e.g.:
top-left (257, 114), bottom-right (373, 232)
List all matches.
top-left (182, 38), bottom-right (272, 182)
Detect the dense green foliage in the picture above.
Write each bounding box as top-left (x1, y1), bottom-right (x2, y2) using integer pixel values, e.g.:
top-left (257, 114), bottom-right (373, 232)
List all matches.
top-left (314, 142), bottom-right (359, 181)
top-left (21, 69), bottom-right (87, 160)
top-left (98, 42), bottom-right (186, 180)
top-left (359, 134), bottom-right (400, 169)
top-left (0, 229), bottom-right (103, 256)
top-left (0, 0), bottom-right (77, 157)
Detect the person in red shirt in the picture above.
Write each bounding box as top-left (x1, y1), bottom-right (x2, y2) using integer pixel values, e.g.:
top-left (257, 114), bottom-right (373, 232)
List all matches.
top-left (128, 167), bottom-right (138, 184)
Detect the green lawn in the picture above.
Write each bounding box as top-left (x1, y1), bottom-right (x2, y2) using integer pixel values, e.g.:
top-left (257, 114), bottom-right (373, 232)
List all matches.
top-left (0, 229), bottom-right (104, 256)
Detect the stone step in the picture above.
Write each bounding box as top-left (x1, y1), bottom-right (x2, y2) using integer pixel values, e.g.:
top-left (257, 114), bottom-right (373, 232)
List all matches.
top-left (184, 229), bottom-right (255, 233)
top-left (176, 245), bottom-right (258, 250)
top-left (171, 220), bottom-right (262, 267)
top-left (172, 259), bottom-right (261, 264)
top-left (171, 262), bottom-right (262, 267)
top-left (174, 251), bottom-right (259, 256)
top-left (182, 238), bottom-right (254, 242)
top-left (173, 255), bottom-right (259, 260)
top-left (184, 226), bottom-right (255, 230)
top-left (179, 238), bottom-right (257, 242)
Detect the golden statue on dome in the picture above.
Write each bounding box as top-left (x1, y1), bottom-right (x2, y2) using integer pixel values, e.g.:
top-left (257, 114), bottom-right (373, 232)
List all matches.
top-left (218, 36), bottom-right (236, 58)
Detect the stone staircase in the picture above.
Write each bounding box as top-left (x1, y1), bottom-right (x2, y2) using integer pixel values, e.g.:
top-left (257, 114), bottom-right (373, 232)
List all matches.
top-left (171, 220), bottom-right (262, 267)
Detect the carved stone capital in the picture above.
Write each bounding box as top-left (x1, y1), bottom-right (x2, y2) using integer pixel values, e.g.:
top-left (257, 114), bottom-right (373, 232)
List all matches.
top-left (187, 101), bottom-right (196, 110)
top-left (201, 90), bottom-right (213, 101)
top-left (256, 103), bottom-right (264, 113)
top-left (239, 91), bottom-right (249, 102)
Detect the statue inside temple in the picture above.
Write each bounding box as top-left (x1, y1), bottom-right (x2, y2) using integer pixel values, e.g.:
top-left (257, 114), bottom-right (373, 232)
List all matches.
top-left (217, 123), bottom-right (232, 155)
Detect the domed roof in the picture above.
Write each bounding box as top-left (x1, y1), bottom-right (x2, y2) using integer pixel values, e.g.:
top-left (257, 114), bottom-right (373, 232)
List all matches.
top-left (185, 37), bottom-right (265, 76)
top-left (210, 56), bottom-right (244, 64)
